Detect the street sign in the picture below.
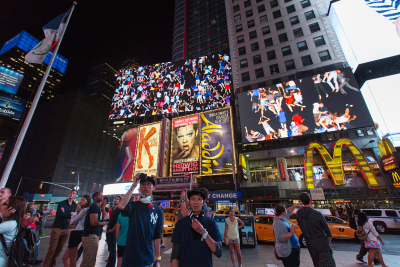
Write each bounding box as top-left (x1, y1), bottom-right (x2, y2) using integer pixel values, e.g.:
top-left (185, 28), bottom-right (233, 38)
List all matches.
top-left (310, 188), bottom-right (325, 201)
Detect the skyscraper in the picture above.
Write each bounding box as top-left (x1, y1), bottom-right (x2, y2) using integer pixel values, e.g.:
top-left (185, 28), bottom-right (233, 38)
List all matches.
top-left (85, 58), bottom-right (117, 104)
top-left (172, 0), bottom-right (230, 61)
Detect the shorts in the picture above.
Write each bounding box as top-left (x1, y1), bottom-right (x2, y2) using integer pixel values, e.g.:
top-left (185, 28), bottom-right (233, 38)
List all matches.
top-left (117, 245), bottom-right (125, 258)
top-left (229, 238), bottom-right (240, 244)
top-left (68, 230), bottom-right (84, 248)
top-left (365, 240), bottom-right (381, 249)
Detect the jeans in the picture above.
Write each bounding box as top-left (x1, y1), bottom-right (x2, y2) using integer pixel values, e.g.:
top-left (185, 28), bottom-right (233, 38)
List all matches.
top-left (39, 220), bottom-right (46, 234)
top-left (106, 231), bottom-right (117, 267)
top-left (33, 244), bottom-right (39, 261)
top-left (282, 247), bottom-right (300, 267)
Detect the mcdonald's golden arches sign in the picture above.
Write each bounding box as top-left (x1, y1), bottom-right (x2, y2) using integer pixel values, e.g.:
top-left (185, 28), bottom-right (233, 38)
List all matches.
top-left (389, 170), bottom-right (400, 188)
top-left (377, 138), bottom-right (397, 171)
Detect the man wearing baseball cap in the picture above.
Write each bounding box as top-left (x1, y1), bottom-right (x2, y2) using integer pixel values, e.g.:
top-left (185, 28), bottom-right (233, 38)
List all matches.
top-left (117, 173), bottom-right (163, 267)
top-left (171, 188), bottom-right (223, 267)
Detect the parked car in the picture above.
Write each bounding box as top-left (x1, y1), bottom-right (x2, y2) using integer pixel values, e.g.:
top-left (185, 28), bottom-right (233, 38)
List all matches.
top-left (163, 218), bottom-right (175, 234)
top-left (360, 209), bottom-right (400, 233)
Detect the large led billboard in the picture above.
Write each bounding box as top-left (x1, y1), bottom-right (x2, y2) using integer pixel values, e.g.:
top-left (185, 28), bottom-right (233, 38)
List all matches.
top-left (328, 0), bottom-right (400, 70)
top-left (238, 68), bottom-right (374, 143)
top-left (109, 53), bottom-right (232, 119)
top-left (170, 107), bottom-right (236, 176)
top-left (0, 66), bottom-right (24, 95)
top-left (361, 73), bottom-right (400, 146)
top-left (0, 140), bottom-right (7, 161)
top-left (0, 93), bottom-right (27, 119)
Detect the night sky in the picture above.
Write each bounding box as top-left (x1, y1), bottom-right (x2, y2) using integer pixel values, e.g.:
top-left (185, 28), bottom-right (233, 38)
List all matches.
top-left (0, 0), bottom-right (175, 93)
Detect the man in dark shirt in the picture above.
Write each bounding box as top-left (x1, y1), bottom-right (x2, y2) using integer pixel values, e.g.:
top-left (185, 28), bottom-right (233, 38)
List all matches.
top-left (81, 192), bottom-right (107, 267)
top-left (105, 196), bottom-right (121, 267)
top-left (43, 190), bottom-right (77, 267)
top-left (117, 174), bottom-right (163, 267)
top-left (296, 192), bottom-right (336, 267)
top-left (171, 188), bottom-right (223, 267)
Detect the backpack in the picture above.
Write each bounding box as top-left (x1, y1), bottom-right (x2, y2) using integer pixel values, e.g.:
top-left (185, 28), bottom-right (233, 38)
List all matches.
top-left (356, 225), bottom-right (370, 241)
top-left (349, 217), bottom-right (357, 230)
top-left (0, 226), bottom-right (40, 267)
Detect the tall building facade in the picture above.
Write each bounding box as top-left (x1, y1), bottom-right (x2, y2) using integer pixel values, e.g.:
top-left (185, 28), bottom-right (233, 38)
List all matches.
top-left (85, 59), bottom-right (117, 104)
top-left (121, 58), bottom-right (139, 70)
top-left (225, 0), bottom-right (347, 91)
top-left (172, 0), bottom-right (230, 61)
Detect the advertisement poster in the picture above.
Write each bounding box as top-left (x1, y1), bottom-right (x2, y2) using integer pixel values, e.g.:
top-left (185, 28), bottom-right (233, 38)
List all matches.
top-left (238, 68), bottom-right (374, 143)
top-left (109, 53), bottom-right (232, 120)
top-left (171, 115), bottom-right (200, 175)
top-left (0, 140), bottom-right (7, 161)
top-left (0, 94), bottom-right (27, 119)
top-left (116, 128), bottom-right (138, 182)
top-left (0, 66), bottom-right (24, 95)
top-left (200, 108), bottom-right (235, 175)
top-left (134, 122), bottom-right (161, 176)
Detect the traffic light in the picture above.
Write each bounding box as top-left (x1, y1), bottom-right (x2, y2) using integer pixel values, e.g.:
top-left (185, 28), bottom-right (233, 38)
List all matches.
top-left (39, 183), bottom-right (43, 189)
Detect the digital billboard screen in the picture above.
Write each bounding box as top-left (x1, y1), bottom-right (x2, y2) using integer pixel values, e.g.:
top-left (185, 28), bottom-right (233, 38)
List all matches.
top-left (238, 68), bottom-right (374, 143)
top-left (0, 93), bottom-right (27, 119)
top-left (0, 140), bottom-right (7, 161)
top-left (116, 128), bottom-right (138, 183)
top-left (170, 107), bottom-right (236, 176)
top-left (109, 53), bottom-right (232, 119)
top-left (0, 66), bottom-right (24, 95)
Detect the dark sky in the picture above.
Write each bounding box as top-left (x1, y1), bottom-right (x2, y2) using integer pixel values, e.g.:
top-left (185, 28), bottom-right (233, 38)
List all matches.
top-left (0, 0), bottom-right (175, 93)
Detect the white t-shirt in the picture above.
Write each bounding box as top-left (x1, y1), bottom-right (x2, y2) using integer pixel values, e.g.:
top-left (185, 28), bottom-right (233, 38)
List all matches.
top-left (363, 222), bottom-right (379, 242)
top-left (313, 103), bottom-right (320, 114)
top-left (0, 220), bottom-right (17, 266)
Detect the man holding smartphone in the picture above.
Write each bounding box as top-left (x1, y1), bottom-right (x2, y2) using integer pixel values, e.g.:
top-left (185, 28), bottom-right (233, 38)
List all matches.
top-left (118, 173), bottom-right (163, 267)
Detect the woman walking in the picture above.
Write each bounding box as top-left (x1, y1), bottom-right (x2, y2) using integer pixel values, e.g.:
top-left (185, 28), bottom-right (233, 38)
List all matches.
top-left (61, 195), bottom-right (91, 267)
top-left (223, 207), bottom-right (245, 267)
top-left (357, 212), bottom-right (388, 267)
top-left (273, 203), bottom-right (301, 267)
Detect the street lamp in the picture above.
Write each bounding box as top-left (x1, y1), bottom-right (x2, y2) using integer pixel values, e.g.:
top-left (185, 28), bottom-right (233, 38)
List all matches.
top-left (228, 149), bottom-right (239, 209)
top-left (71, 172), bottom-right (80, 191)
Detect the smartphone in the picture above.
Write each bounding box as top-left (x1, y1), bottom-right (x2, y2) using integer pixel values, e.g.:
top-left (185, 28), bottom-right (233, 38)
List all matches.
top-left (139, 173), bottom-right (147, 181)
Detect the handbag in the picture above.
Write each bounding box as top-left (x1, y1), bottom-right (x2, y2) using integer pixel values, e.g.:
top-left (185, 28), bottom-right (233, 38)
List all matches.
top-left (224, 236), bottom-right (230, 246)
top-left (356, 225), bottom-right (370, 241)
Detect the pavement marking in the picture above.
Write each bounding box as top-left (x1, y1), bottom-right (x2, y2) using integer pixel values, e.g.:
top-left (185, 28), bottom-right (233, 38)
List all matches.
top-left (163, 248), bottom-right (172, 254)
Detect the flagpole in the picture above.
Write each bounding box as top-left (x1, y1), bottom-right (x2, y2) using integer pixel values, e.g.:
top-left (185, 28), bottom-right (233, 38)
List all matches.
top-left (0, 2), bottom-right (77, 190)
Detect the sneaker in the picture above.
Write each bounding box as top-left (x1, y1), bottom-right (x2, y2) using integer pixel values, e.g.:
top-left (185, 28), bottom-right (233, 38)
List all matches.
top-left (373, 259), bottom-right (380, 265)
top-left (356, 256), bottom-right (366, 263)
top-left (41, 233), bottom-right (46, 236)
top-left (160, 244), bottom-right (165, 248)
top-left (33, 260), bottom-right (43, 265)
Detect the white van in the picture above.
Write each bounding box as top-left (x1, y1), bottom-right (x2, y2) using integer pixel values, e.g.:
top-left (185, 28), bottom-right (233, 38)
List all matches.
top-left (360, 209), bottom-right (400, 233)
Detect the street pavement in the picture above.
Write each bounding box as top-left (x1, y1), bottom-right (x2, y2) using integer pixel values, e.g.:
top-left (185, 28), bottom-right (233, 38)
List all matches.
top-left (35, 217), bottom-right (400, 267)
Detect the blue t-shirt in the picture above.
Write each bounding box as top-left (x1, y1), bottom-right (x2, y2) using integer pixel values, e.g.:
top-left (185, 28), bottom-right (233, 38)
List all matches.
top-left (277, 111), bottom-right (286, 123)
top-left (83, 203), bottom-right (103, 236)
top-left (282, 219), bottom-right (300, 248)
top-left (171, 216), bottom-right (222, 267)
top-left (121, 201), bottom-right (163, 267)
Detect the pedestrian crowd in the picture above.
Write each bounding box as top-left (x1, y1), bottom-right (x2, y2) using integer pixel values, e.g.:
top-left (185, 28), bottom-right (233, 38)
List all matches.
top-left (0, 181), bottom-right (390, 267)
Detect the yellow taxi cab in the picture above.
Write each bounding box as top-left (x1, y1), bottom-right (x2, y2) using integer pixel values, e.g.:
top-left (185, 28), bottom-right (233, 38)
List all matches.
top-left (164, 208), bottom-right (177, 224)
top-left (254, 215), bottom-right (306, 247)
top-left (288, 214), bottom-right (357, 240)
top-left (163, 218), bottom-right (175, 235)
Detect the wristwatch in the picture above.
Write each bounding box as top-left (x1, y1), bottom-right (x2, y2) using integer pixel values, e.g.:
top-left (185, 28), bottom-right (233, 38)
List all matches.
top-left (201, 230), bottom-right (208, 241)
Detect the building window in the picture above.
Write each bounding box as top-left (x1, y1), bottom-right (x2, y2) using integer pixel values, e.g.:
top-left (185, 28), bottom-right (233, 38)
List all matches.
top-left (301, 0), bottom-right (311, 8)
top-left (248, 19), bottom-right (256, 28)
top-left (278, 33), bottom-right (288, 43)
top-left (233, 0), bottom-right (239, 2)
top-left (253, 54), bottom-right (262, 64)
top-left (233, 4), bottom-right (240, 12)
top-left (242, 71), bottom-right (250, 82)
top-left (244, 0), bottom-right (252, 7)
top-left (305, 10), bottom-right (316, 20)
top-left (240, 59), bottom-right (248, 68)
top-left (251, 42), bottom-right (260, 51)
top-left (286, 4), bottom-right (296, 13)
top-left (270, 64), bottom-right (280, 74)
top-left (246, 9), bottom-right (254, 17)
top-left (285, 59), bottom-right (296, 70)
top-left (273, 10), bottom-right (282, 19)
top-left (260, 15), bottom-right (268, 24)
top-left (293, 28), bottom-right (304, 38)
top-left (275, 21), bottom-right (285, 30)
top-left (270, 0), bottom-right (279, 8)
top-left (237, 35), bottom-right (245, 43)
top-left (290, 16), bottom-right (300, 25)
top-left (267, 50), bottom-right (276, 60)
top-left (236, 24), bottom-right (243, 32)
top-left (319, 50), bottom-right (332, 61)
top-left (262, 26), bottom-right (271, 35)
top-left (258, 4), bottom-right (266, 13)
top-left (256, 0), bottom-right (263, 2)
top-left (309, 22), bottom-right (320, 33)
top-left (282, 45), bottom-right (292, 56)
top-left (313, 36), bottom-right (326, 47)
top-left (297, 41), bottom-right (308, 51)
top-left (239, 46), bottom-right (247, 55)
top-left (249, 30), bottom-right (258, 40)
top-left (255, 68), bottom-right (265, 78)
top-left (301, 55), bottom-right (313, 66)
top-left (234, 14), bottom-right (242, 22)
top-left (264, 37), bottom-right (273, 47)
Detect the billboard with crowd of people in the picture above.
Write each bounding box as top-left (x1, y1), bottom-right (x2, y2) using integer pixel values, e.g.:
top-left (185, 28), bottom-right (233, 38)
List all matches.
top-left (238, 68), bottom-right (374, 143)
top-left (109, 53), bottom-right (232, 119)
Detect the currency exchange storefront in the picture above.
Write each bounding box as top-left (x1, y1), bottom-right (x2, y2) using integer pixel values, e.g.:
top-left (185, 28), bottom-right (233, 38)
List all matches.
top-left (206, 190), bottom-right (244, 212)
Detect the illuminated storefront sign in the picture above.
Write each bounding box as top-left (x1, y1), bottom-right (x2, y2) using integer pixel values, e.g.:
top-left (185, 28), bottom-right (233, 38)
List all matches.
top-left (377, 138), bottom-right (398, 171)
top-left (304, 138), bottom-right (379, 189)
top-left (390, 170), bottom-right (400, 188)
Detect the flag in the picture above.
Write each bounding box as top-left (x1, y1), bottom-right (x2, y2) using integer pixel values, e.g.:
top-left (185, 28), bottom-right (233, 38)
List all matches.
top-left (25, 10), bottom-right (70, 64)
